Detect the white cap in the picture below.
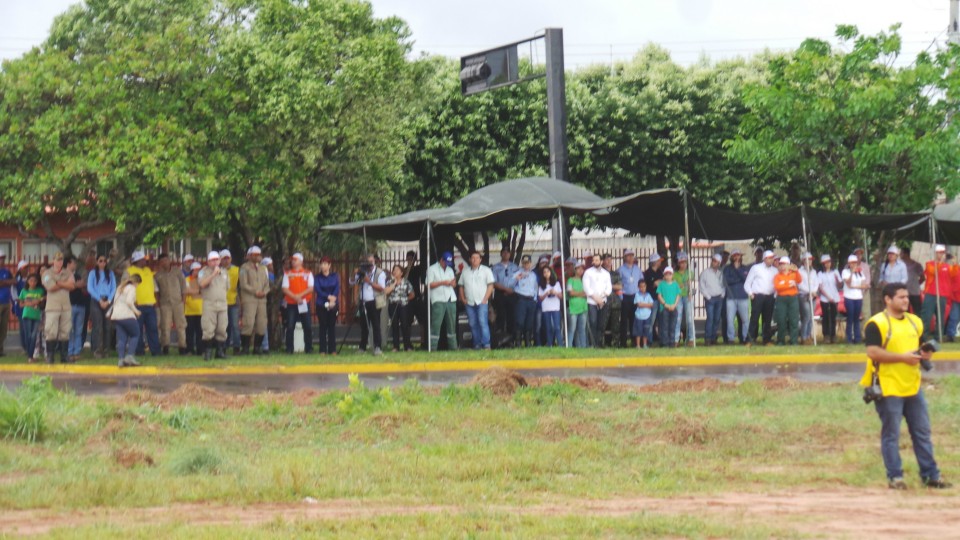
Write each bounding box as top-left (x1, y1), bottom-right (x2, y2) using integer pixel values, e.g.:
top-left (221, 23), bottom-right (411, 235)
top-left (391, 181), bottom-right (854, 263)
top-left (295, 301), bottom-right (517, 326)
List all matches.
top-left (291, 252), bottom-right (303, 261)
top-left (131, 251), bottom-right (145, 263)
top-left (190, 262), bottom-right (202, 270)
top-left (730, 249), bottom-right (742, 256)
top-left (803, 252), bottom-right (813, 259)
top-left (886, 245), bottom-right (900, 255)
top-left (762, 250), bottom-right (775, 259)
top-left (847, 254), bottom-right (859, 263)
top-left (182, 254), bottom-right (194, 262)
top-left (778, 256), bottom-right (791, 265)
top-left (663, 266), bottom-right (674, 274)
top-left (583, 250), bottom-right (593, 257)
top-left (207, 250), bottom-right (221, 260)
top-left (936, 244), bottom-right (946, 252)
top-left (820, 254), bottom-right (831, 263)
top-left (574, 259), bottom-right (584, 268)
top-left (262, 257), bottom-right (273, 266)
top-left (624, 248), bottom-right (636, 256)
top-left (649, 253), bottom-right (661, 263)
top-left (551, 251), bottom-right (561, 259)
top-left (676, 251), bottom-right (688, 262)
top-left (219, 249), bottom-right (232, 259)
top-left (16, 260), bottom-right (27, 271)
top-left (247, 246), bottom-right (261, 256)
top-left (712, 253), bottom-right (723, 262)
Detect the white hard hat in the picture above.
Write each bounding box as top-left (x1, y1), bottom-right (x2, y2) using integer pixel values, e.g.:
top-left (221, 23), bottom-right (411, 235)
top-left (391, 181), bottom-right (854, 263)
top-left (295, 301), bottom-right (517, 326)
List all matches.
top-left (183, 253), bottom-right (195, 262)
top-left (219, 249), bottom-right (232, 259)
top-left (131, 251), bottom-right (145, 263)
top-left (847, 254), bottom-right (859, 263)
top-left (262, 257), bottom-right (273, 266)
top-left (247, 246), bottom-right (261, 256)
top-left (763, 250), bottom-right (775, 259)
top-left (886, 245), bottom-right (900, 255)
top-left (207, 251), bottom-right (221, 260)
top-left (190, 262), bottom-right (202, 270)
top-left (291, 252), bottom-right (304, 261)
top-left (778, 256), bottom-right (791, 265)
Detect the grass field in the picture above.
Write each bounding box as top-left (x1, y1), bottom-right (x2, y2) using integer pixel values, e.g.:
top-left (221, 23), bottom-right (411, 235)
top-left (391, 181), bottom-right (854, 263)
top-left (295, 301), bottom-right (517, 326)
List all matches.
top-left (0, 371), bottom-right (958, 538)
top-left (5, 341), bottom-right (960, 369)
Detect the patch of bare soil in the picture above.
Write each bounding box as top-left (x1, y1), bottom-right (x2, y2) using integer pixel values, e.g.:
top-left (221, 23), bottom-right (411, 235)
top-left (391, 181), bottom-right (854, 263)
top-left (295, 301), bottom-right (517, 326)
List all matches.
top-left (1, 489), bottom-right (958, 538)
top-left (761, 376), bottom-right (801, 391)
top-left (470, 367), bottom-right (527, 396)
top-left (121, 383), bottom-right (254, 411)
top-left (529, 376), bottom-right (621, 392)
top-left (113, 447), bottom-right (154, 469)
top-left (636, 377), bottom-right (737, 393)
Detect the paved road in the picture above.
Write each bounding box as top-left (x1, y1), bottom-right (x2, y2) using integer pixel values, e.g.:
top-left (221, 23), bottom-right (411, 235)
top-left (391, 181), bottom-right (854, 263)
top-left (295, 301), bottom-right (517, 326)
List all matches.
top-left (3, 361), bottom-right (959, 396)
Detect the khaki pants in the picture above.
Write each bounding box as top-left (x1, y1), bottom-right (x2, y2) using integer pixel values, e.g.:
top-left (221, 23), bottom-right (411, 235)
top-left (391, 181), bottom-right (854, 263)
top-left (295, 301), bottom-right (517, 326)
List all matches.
top-left (44, 309), bottom-right (72, 341)
top-left (201, 307), bottom-right (228, 342)
top-left (240, 300), bottom-right (267, 336)
top-left (159, 302), bottom-right (187, 348)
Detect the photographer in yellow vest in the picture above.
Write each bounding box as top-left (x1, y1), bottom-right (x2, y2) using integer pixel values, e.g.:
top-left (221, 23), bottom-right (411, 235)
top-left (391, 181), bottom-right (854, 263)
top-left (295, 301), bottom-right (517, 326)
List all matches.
top-left (861, 282), bottom-right (951, 490)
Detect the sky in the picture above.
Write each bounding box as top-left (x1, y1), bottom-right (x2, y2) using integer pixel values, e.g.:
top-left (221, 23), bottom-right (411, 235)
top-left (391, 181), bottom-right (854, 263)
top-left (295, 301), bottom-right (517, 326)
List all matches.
top-left (0, 0), bottom-right (953, 68)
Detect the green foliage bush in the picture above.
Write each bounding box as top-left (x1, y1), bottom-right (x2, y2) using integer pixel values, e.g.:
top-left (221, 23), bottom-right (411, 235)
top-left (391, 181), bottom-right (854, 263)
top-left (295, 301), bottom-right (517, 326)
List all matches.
top-left (168, 447), bottom-right (224, 476)
top-left (0, 376), bottom-right (61, 443)
top-left (335, 374), bottom-right (395, 420)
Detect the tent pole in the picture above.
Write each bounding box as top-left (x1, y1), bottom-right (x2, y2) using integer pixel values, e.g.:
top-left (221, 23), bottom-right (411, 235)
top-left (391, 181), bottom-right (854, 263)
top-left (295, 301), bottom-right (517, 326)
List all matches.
top-left (558, 209), bottom-right (569, 348)
top-left (363, 226), bottom-right (368, 254)
top-left (932, 215), bottom-right (943, 342)
top-left (426, 221), bottom-right (432, 352)
top-left (683, 189), bottom-right (695, 348)
top-left (800, 204), bottom-right (817, 346)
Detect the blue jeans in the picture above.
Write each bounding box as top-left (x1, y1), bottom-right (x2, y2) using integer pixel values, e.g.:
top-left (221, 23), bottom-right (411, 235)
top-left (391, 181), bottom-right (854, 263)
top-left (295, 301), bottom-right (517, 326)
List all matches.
top-left (115, 318), bottom-right (140, 360)
top-left (465, 303), bottom-right (491, 349)
top-left (704, 297), bottom-right (723, 342)
top-left (674, 296), bottom-right (694, 343)
top-left (799, 295), bottom-right (814, 340)
top-left (726, 298), bottom-right (749, 343)
top-left (542, 311), bottom-right (560, 346)
top-left (21, 317), bottom-right (38, 359)
top-left (844, 298), bottom-right (863, 343)
top-left (568, 312), bottom-right (588, 347)
top-left (226, 304), bottom-right (241, 348)
top-left (946, 301), bottom-right (960, 338)
top-left (514, 297), bottom-right (537, 346)
top-left (68, 304), bottom-right (86, 356)
top-left (659, 307), bottom-right (678, 346)
top-left (875, 390), bottom-right (941, 481)
top-left (136, 305), bottom-right (161, 356)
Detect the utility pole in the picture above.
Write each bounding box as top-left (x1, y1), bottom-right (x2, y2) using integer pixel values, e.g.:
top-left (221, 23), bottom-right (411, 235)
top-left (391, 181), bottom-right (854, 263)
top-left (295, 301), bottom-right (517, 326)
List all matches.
top-left (544, 28), bottom-right (570, 256)
top-left (952, 0), bottom-right (960, 44)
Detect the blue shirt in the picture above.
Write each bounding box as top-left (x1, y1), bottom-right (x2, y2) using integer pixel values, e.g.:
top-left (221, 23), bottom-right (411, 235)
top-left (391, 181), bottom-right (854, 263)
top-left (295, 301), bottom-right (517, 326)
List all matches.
top-left (0, 268), bottom-right (11, 304)
top-left (723, 264), bottom-right (749, 300)
top-left (87, 269), bottom-right (117, 303)
top-left (512, 269), bottom-right (539, 298)
top-left (634, 292), bottom-right (654, 321)
top-left (618, 263), bottom-right (642, 296)
top-left (492, 261), bottom-right (519, 288)
top-left (314, 272), bottom-right (340, 306)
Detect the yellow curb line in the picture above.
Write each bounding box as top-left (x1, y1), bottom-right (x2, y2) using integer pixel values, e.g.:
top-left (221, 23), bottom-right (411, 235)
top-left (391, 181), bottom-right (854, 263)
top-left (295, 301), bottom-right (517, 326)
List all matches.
top-left (0, 353), bottom-right (911, 377)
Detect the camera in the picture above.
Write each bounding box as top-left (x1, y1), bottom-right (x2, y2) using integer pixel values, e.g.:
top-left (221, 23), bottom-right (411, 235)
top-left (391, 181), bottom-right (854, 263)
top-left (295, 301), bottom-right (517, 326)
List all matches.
top-left (863, 383), bottom-right (884, 404)
top-left (918, 340), bottom-right (940, 372)
top-left (356, 261), bottom-right (373, 281)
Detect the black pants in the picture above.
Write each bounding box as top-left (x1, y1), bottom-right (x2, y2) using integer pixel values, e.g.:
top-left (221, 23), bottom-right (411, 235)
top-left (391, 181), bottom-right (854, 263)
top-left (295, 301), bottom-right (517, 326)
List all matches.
top-left (360, 301), bottom-right (382, 350)
top-left (186, 315), bottom-right (203, 353)
top-left (285, 305), bottom-right (313, 353)
top-left (821, 302), bottom-right (838, 339)
top-left (619, 293), bottom-right (636, 347)
top-left (389, 303), bottom-right (412, 350)
top-left (316, 306), bottom-right (337, 354)
top-left (748, 294), bottom-right (775, 344)
top-left (909, 294), bottom-right (922, 315)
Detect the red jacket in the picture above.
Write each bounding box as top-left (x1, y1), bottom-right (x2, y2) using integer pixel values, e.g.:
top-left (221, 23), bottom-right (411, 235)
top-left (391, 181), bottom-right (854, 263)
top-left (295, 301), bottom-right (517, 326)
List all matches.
top-left (924, 261), bottom-right (957, 298)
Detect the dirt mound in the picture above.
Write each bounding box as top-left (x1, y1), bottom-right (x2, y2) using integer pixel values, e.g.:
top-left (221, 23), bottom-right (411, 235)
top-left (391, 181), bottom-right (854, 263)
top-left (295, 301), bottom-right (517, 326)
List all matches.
top-left (761, 376), bottom-right (802, 390)
top-left (121, 384), bottom-right (254, 410)
top-left (667, 416), bottom-right (712, 445)
top-left (529, 376), bottom-right (616, 392)
top-left (637, 378), bottom-right (736, 393)
top-left (470, 367), bottom-right (528, 396)
top-left (113, 447), bottom-right (154, 469)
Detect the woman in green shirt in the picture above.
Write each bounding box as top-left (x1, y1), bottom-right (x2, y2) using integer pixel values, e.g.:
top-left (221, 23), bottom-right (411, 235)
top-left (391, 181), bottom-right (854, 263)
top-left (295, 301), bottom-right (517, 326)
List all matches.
top-left (17, 274), bottom-right (44, 363)
top-left (566, 261), bottom-right (588, 347)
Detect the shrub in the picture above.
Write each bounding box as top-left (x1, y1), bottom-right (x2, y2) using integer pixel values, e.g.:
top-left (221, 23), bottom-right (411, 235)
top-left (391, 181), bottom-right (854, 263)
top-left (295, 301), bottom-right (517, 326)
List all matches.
top-left (335, 373), bottom-right (394, 420)
top-left (0, 376), bottom-right (61, 442)
top-left (168, 447), bottom-right (224, 475)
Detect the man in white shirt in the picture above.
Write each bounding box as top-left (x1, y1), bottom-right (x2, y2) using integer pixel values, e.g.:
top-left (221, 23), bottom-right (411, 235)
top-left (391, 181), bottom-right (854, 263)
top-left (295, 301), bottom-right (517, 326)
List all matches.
top-left (744, 250), bottom-right (778, 345)
top-left (459, 251), bottom-right (495, 350)
top-left (797, 252), bottom-right (821, 345)
top-left (426, 251), bottom-right (458, 350)
top-left (349, 254), bottom-right (387, 355)
top-left (583, 253), bottom-right (612, 348)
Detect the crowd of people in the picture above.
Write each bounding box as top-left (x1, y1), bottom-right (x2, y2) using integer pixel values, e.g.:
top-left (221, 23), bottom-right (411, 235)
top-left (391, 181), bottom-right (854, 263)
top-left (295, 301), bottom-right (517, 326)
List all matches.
top-left (1, 241), bottom-right (957, 363)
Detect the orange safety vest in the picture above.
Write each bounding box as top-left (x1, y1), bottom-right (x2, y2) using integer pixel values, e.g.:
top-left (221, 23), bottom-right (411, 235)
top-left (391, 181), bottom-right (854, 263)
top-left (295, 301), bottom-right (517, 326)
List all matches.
top-left (284, 269), bottom-right (313, 305)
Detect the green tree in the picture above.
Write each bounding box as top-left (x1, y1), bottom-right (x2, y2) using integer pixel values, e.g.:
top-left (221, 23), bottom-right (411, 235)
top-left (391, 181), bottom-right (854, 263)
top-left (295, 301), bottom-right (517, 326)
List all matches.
top-left (726, 24), bottom-right (960, 215)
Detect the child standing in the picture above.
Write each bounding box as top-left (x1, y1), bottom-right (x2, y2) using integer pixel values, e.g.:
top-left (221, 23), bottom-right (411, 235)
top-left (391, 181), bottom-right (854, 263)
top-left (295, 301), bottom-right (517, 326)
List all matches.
top-left (657, 267), bottom-right (681, 348)
top-left (17, 274), bottom-right (44, 363)
top-left (633, 280), bottom-right (655, 349)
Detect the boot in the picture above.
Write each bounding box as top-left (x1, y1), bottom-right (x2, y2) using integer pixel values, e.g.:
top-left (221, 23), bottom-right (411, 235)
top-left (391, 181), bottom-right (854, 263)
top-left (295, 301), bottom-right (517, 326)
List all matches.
top-left (45, 341), bottom-right (56, 364)
top-left (240, 335), bottom-right (251, 355)
top-left (216, 341), bottom-right (228, 359)
top-left (60, 341), bottom-right (70, 364)
top-left (162, 346), bottom-right (170, 355)
top-left (203, 340), bottom-right (213, 361)
top-left (253, 335), bottom-right (264, 355)
top-left (233, 346), bottom-right (241, 355)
